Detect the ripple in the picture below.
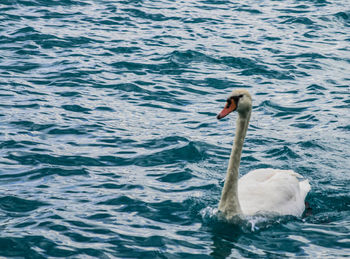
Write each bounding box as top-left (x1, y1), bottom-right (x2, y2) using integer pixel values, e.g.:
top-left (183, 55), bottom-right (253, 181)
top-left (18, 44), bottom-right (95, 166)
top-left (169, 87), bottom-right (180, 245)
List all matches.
top-left (93, 182), bottom-right (142, 190)
top-left (122, 8), bottom-right (180, 22)
top-left (0, 196), bottom-right (48, 213)
top-left (265, 146), bottom-right (300, 160)
top-left (135, 136), bottom-right (188, 149)
top-left (170, 50), bottom-right (217, 65)
top-left (334, 11), bottom-right (350, 26)
top-left (156, 170), bottom-right (194, 183)
top-left (99, 141), bottom-right (206, 167)
top-left (0, 167), bottom-right (88, 180)
top-left (280, 16), bottom-right (315, 25)
top-left (48, 127), bottom-right (86, 135)
top-left (61, 104), bottom-right (91, 113)
top-left (261, 100), bottom-right (308, 117)
top-left (6, 153), bottom-right (104, 166)
top-left (0, 236), bottom-right (44, 258)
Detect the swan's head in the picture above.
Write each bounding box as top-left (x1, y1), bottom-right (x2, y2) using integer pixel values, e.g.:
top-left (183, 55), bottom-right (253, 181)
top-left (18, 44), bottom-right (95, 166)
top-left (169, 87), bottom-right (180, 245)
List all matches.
top-left (217, 89), bottom-right (252, 119)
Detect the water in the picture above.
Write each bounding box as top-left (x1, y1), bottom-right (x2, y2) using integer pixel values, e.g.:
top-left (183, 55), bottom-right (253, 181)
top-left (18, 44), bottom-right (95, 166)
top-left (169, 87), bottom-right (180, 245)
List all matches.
top-left (0, 0), bottom-right (349, 258)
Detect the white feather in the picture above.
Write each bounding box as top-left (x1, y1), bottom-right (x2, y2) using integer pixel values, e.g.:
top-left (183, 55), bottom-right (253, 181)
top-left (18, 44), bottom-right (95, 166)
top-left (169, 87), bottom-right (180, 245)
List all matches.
top-left (238, 168), bottom-right (311, 217)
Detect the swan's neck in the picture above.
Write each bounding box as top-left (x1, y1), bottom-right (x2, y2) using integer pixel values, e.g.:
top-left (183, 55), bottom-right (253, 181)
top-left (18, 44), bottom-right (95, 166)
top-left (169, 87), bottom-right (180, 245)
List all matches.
top-left (218, 110), bottom-right (251, 218)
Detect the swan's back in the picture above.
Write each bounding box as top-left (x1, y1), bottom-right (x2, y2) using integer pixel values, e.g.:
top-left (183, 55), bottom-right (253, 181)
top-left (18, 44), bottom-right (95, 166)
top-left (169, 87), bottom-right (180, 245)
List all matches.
top-left (238, 169), bottom-right (311, 217)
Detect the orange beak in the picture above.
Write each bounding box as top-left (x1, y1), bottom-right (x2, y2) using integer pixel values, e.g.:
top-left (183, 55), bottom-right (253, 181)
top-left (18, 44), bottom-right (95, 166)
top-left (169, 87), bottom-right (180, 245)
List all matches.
top-left (217, 99), bottom-right (237, 120)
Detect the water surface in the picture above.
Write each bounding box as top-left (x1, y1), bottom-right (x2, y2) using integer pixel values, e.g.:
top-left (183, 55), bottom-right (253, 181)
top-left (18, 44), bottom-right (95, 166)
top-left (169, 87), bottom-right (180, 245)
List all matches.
top-left (0, 0), bottom-right (349, 258)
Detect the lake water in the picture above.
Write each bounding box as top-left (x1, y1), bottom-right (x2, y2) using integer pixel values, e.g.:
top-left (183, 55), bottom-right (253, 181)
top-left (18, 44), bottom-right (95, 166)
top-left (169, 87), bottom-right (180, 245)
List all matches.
top-left (0, 0), bottom-right (349, 258)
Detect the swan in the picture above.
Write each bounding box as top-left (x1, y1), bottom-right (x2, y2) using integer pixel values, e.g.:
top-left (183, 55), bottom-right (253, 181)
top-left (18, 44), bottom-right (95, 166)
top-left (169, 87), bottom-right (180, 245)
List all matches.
top-left (217, 89), bottom-right (311, 219)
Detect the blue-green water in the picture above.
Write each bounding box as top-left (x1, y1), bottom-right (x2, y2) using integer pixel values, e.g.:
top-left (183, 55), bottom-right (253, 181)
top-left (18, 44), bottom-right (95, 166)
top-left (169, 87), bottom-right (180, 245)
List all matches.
top-left (1, 0), bottom-right (349, 258)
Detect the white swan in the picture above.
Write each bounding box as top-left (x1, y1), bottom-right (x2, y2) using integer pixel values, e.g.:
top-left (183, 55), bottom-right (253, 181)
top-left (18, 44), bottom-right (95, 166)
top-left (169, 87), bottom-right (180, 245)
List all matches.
top-left (217, 89), bottom-right (311, 219)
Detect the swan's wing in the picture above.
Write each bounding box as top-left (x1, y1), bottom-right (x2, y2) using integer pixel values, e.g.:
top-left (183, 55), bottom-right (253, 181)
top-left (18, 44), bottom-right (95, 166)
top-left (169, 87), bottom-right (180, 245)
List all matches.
top-left (238, 169), bottom-right (310, 217)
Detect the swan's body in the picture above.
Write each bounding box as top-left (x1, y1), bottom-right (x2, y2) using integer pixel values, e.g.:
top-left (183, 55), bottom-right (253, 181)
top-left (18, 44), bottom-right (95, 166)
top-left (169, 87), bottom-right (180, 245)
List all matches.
top-left (238, 168), bottom-right (310, 216)
top-left (217, 89), bottom-right (310, 219)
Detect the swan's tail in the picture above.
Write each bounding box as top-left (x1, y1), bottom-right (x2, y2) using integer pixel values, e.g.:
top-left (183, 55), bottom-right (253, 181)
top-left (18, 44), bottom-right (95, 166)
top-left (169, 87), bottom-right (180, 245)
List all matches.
top-left (299, 179), bottom-right (311, 201)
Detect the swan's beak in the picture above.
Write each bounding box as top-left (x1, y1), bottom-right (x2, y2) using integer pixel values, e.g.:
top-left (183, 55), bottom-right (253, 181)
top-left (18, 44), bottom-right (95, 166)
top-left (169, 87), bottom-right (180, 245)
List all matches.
top-left (217, 101), bottom-right (237, 120)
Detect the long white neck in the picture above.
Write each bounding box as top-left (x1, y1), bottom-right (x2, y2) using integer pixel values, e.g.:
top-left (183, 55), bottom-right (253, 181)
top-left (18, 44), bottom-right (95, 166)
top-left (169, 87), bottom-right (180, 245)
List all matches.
top-left (218, 110), bottom-right (251, 218)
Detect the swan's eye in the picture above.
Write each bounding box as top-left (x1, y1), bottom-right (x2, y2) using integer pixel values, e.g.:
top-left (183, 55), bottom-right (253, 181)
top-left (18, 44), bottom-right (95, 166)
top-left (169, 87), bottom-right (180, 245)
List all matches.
top-left (226, 98), bottom-right (232, 108)
top-left (226, 94), bottom-right (244, 108)
top-left (233, 94), bottom-right (244, 104)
